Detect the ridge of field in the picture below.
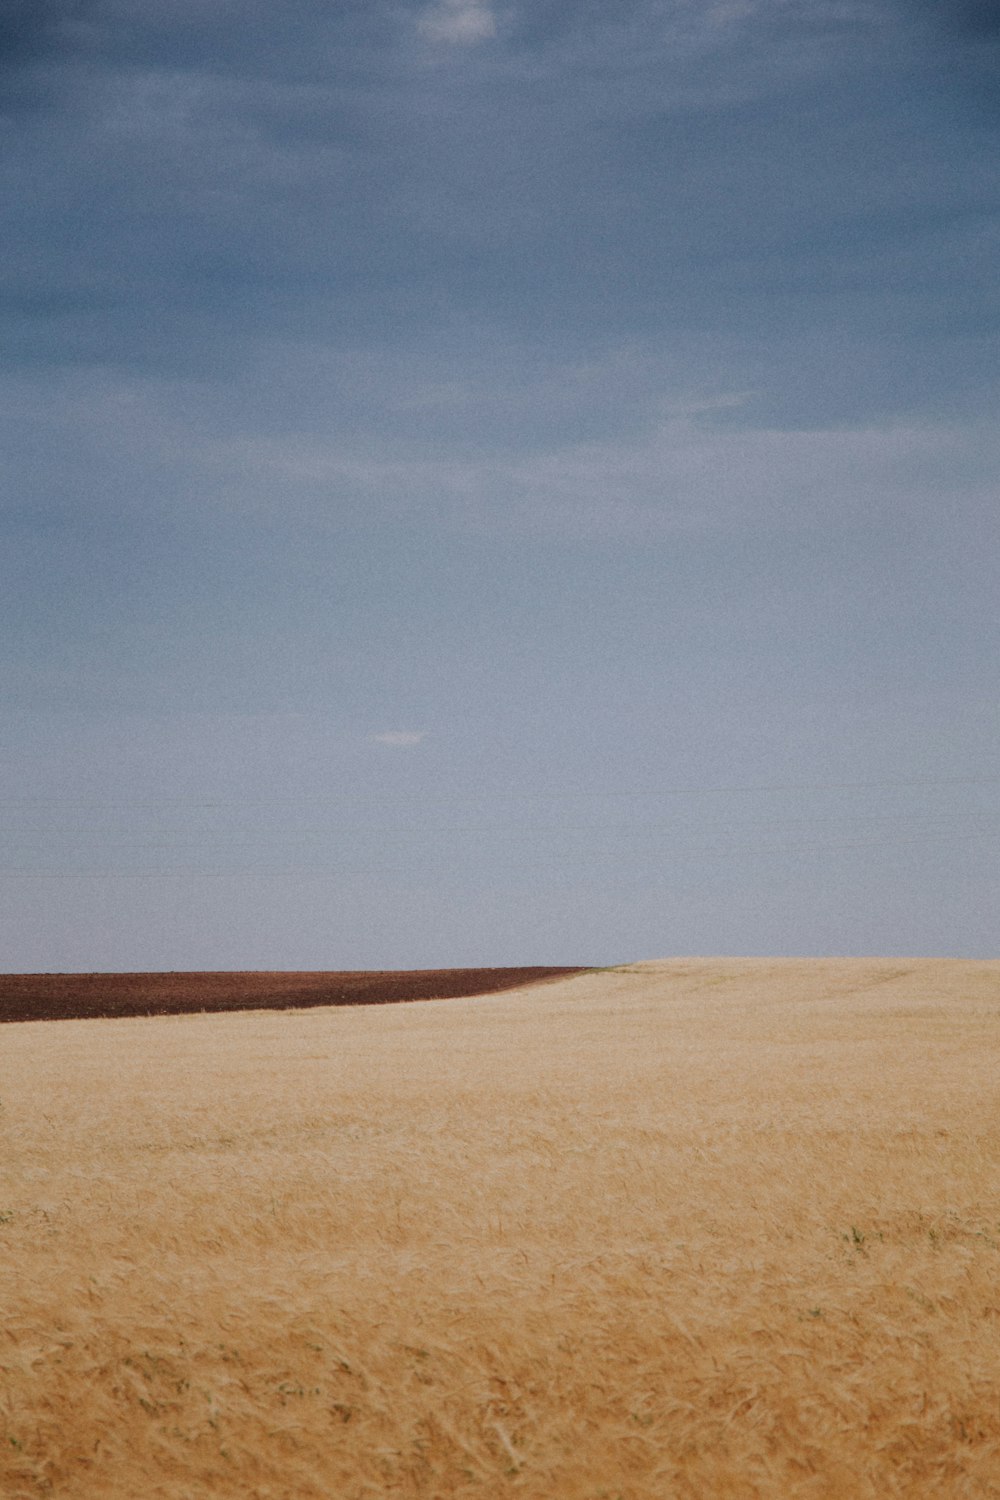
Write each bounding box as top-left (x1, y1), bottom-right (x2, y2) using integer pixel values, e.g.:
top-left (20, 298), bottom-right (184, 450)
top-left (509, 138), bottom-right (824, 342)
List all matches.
top-left (0, 967), bottom-right (586, 1024)
top-left (2, 957), bottom-right (1000, 1498)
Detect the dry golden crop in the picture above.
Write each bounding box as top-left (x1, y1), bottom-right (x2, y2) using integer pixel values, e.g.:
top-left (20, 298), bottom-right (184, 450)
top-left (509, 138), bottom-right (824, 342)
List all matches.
top-left (2, 958), bottom-right (1000, 1498)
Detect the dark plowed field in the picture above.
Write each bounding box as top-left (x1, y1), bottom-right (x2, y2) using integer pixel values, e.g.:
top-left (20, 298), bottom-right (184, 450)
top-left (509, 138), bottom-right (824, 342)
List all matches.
top-left (0, 968), bottom-right (587, 1024)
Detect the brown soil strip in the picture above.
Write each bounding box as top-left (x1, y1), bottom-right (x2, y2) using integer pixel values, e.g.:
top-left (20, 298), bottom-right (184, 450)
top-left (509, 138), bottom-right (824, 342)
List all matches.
top-left (0, 968), bottom-right (588, 1024)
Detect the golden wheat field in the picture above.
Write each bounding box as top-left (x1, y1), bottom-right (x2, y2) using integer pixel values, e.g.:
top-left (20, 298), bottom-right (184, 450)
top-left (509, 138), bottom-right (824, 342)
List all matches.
top-left (2, 958), bottom-right (1000, 1500)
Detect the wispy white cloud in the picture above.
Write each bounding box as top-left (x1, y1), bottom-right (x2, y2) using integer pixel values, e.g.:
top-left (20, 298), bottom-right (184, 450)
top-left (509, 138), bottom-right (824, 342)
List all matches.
top-left (203, 400), bottom-right (1000, 542)
top-left (417, 0), bottom-right (496, 45)
top-left (369, 730), bottom-right (428, 746)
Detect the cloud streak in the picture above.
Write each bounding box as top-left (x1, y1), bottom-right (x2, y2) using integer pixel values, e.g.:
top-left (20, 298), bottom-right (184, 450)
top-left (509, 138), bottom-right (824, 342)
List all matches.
top-left (180, 398), bottom-right (999, 542)
top-left (418, 0), bottom-right (497, 45)
top-left (369, 731), bottom-right (428, 747)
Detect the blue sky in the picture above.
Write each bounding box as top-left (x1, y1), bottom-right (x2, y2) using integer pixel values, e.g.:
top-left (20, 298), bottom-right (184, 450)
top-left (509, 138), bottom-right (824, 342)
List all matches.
top-left (2, 0), bottom-right (998, 968)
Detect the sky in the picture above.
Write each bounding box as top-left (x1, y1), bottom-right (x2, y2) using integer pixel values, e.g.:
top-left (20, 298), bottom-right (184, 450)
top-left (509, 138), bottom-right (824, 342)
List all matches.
top-left (1, 0), bottom-right (998, 970)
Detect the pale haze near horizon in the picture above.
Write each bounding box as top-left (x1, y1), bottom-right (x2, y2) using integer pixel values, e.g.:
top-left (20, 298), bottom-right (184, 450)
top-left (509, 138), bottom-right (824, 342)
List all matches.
top-left (1, 0), bottom-right (998, 970)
